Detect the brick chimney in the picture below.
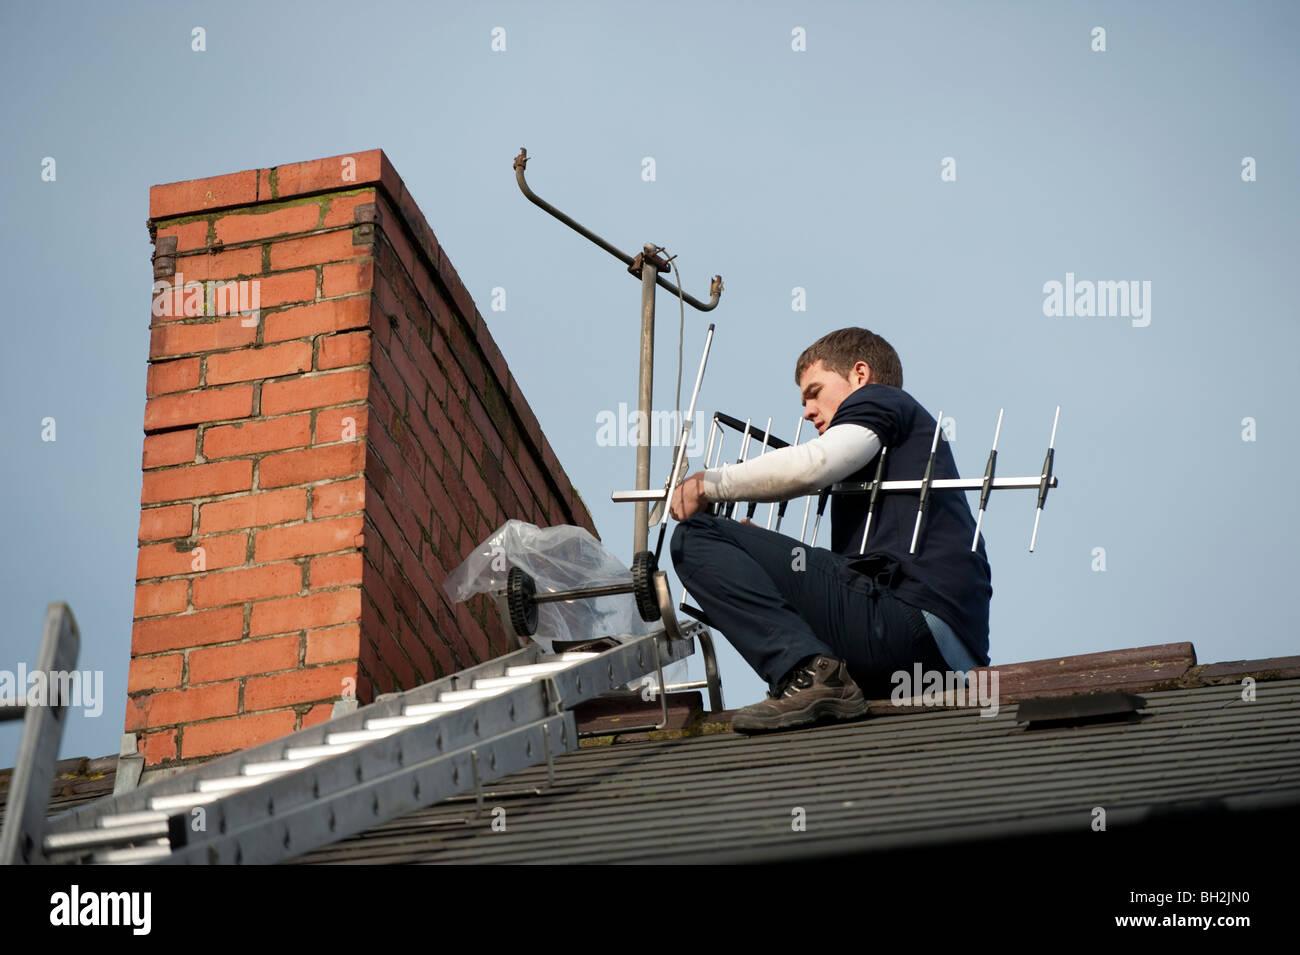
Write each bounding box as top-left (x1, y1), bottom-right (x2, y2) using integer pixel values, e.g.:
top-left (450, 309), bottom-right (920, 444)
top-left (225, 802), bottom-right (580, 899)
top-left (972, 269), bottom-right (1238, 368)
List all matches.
top-left (128, 149), bottom-right (595, 773)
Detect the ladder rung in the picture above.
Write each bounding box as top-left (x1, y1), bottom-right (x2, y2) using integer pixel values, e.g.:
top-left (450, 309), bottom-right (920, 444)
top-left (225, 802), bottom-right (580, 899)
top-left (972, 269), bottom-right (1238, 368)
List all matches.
top-left (149, 790), bottom-right (224, 811)
top-left (437, 687), bottom-right (512, 704)
top-left (364, 714), bottom-right (438, 731)
top-left (470, 675), bottom-right (536, 690)
top-left (101, 810), bottom-right (169, 829)
top-left (241, 755), bottom-right (325, 776)
top-left (95, 841), bottom-right (172, 864)
top-left (504, 655), bottom-right (596, 678)
top-left (326, 727), bottom-right (399, 746)
top-left (402, 701), bottom-right (468, 717)
top-left (197, 775), bottom-right (265, 794)
top-left (45, 820), bottom-right (169, 853)
top-left (282, 740), bottom-right (365, 761)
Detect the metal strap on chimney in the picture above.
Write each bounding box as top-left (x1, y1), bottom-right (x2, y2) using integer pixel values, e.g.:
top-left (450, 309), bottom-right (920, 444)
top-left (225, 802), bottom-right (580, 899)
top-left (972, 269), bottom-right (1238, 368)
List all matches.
top-left (38, 622), bottom-right (701, 865)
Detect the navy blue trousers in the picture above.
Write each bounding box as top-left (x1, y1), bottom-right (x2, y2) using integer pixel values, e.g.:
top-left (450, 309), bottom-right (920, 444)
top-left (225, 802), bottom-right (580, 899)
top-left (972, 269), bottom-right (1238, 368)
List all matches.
top-left (670, 512), bottom-right (947, 698)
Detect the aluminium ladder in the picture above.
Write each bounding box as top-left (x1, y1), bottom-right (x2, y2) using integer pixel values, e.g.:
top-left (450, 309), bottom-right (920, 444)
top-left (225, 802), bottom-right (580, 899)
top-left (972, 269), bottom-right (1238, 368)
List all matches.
top-left (38, 620), bottom-right (701, 865)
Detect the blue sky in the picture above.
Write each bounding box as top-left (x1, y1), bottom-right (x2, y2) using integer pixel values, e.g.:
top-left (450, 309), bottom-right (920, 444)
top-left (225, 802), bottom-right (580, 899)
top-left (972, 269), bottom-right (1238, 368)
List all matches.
top-left (1, 0), bottom-right (1297, 767)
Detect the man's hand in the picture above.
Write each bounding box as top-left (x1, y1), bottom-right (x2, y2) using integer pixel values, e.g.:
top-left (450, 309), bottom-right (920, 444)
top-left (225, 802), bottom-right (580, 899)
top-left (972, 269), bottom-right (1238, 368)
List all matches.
top-left (669, 471), bottom-right (709, 522)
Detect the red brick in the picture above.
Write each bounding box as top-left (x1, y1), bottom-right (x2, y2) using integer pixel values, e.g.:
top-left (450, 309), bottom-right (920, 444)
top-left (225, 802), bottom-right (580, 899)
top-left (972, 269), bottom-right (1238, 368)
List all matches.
top-left (364, 415), bottom-right (407, 488)
top-left (366, 490), bottom-right (413, 560)
top-left (315, 404), bottom-right (367, 446)
top-left (199, 488), bottom-right (308, 534)
top-left (155, 220), bottom-right (210, 252)
top-left (150, 314), bottom-right (258, 359)
top-left (143, 429), bottom-right (197, 469)
top-left (409, 334), bottom-right (448, 408)
top-left (139, 730), bottom-right (178, 764)
top-left (214, 203), bottom-right (320, 245)
top-left (382, 541), bottom-right (420, 626)
top-left (476, 323), bottom-right (510, 392)
top-left (319, 331), bottom-right (371, 370)
top-left (516, 450), bottom-right (546, 505)
top-left (425, 281), bottom-right (453, 337)
top-left (406, 400), bottom-right (451, 473)
top-left (323, 259), bottom-right (373, 298)
top-left (312, 477), bottom-right (365, 518)
top-left (127, 654), bottom-right (184, 693)
top-left (262, 295), bottom-right (372, 342)
top-left (189, 634), bottom-right (301, 683)
top-left (259, 441), bottom-right (367, 489)
top-left (192, 562), bottom-right (301, 609)
top-left (138, 503), bottom-right (193, 541)
top-left (398, 185), bottom-right (443, 275)
top-left (203, 414), bottom-right (312, 459)
top-left (244, 661), bottom-right (357, 710)
top-left (376, 627), bottom-right (417, 689)
top-left (126, 680), bottom-right (239, 730)
top-left (385, 338), bottom-right (426, 414)
top-left (321, 190), bottom-right (379, 228)
top-left (146, 358), bottom-right (201, 396)
top-left (151, 170), bottom-right (259, 219)
top-left (371, 343), bottom-right (410, 418)
top-left (394, 471), bottom-right (432, 547)
top-left (207, 341), bottom-right (312, 384)
top-left (508, 372), bottom-right (544, 451)
top-left (305, 624), bottom-right (361, 664)
top-left (181, 710), bottom-right (297, 759)
top-left (440, 337), bottom-right (467, 400)
top-left (300, 703), bottom-right (336, 730)
top-left (261, 368), bottom-right (369, 415)
top-left (253, 514), bottom-right (364, 562)
top-left (270, 230), bottom-right (368, 271)
top-left (378, 210), bottom-right (419, 281)
top-left (256, 269), bottom-right (318, 308)
top-left (373, 270), bottom-right (404, 321)
top-left (131, 606), bottom-right (244, 655)
top-left (446, 319), bottom-right (485, 399)
top-left (141, 459), bottom-right (253, 505)
top-left (309, 552), bottom-right (363, 589)
top-left (439, 461), bottom-right (478, 528)
top-left (258, 152), bottom-right (397, 201)
top-left (359, 559), bottom-right (398, 633)
top-left (440, 249), bottom-right (476, 327)
top-left (136, 532), bottom-right (248, 580)
top-left (134, 580), bottom-right (189, 618)
top-left (173, 246), bottom-right (262, 281)
top-left (144, 385), bottom-right (254, 431)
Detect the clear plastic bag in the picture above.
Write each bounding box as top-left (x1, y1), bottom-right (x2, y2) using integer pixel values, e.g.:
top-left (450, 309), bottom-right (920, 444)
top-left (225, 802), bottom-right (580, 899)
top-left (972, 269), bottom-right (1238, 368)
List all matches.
top-left (443, 520), bottom-right (687, 690)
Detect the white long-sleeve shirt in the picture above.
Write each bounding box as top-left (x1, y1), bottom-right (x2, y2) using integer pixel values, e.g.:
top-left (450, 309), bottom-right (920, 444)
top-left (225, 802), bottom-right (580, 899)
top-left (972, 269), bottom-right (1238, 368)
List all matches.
top-left (702, 423), bottom-right (882, 503)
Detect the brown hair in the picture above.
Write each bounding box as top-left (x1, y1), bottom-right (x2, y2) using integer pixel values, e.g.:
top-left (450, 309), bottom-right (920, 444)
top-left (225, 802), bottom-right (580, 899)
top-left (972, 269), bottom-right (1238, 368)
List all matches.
top-left (794, 327), bottom-right (903, 389)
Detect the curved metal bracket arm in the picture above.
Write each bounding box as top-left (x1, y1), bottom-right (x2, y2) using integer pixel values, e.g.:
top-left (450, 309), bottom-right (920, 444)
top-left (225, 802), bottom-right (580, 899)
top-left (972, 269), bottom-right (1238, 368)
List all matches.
top-left (513, 147), bottom-right (723, 311)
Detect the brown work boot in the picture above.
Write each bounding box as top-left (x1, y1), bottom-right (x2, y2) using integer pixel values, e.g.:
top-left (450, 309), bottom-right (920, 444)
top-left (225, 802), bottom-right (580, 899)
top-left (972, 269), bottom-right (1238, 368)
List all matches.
top-left (731, 655), bottom-right (869, 734)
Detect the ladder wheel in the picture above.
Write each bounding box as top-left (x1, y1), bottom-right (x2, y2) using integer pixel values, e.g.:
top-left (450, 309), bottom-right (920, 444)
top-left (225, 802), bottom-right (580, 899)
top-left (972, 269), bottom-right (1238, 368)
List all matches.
top-left (507, 566), bottom-right (538, 637)
top-left (631, 550), bottom-right (661, 623)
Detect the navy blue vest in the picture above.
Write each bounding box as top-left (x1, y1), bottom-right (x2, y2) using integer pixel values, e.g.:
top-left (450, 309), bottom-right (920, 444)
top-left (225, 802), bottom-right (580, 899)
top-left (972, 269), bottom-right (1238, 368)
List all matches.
top-left (827, 384), bottom-right (992, 666)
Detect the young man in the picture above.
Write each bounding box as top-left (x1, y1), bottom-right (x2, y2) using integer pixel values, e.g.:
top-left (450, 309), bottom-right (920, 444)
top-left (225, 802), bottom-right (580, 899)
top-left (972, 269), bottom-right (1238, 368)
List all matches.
top-left (668, 327), bottom-right (992, 733)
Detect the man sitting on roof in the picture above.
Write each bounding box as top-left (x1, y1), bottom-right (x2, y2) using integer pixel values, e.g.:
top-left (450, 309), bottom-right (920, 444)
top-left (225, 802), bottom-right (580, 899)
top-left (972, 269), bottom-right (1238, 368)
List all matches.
top-left (668, 327), bottom-right (992, 734)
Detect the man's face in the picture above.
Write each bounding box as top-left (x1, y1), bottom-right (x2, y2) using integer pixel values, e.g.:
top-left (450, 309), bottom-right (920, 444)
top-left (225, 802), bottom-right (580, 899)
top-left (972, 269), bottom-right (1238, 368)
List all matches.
top-left (799, 359), bottom-right (871, 435)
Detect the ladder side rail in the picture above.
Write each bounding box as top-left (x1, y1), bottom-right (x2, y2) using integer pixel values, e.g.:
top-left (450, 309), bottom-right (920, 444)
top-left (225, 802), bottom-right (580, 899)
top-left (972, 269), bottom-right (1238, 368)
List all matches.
top-left (159, 627), bottom-right (695, 864)
top-left (43, 641), bottom-right (547, 835)
top-left (168, 713), bottom-right (575, 865)
top-left (153, 680), bottom-right (572, 863)
top-left (0, 602), bottom-right (81, 865)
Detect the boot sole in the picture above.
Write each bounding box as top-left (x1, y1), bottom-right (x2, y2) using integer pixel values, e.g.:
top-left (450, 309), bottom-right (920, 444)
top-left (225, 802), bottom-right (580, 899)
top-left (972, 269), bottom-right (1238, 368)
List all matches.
top-left (732, 691), bottom-right (869, 734)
